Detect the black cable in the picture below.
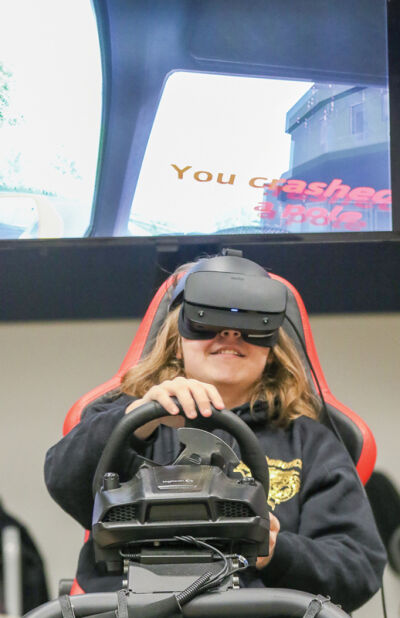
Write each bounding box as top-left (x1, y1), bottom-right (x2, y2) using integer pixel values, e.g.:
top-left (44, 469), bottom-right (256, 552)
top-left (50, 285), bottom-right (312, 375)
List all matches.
top-left (174, 536), bottom-right (248, 595)
top-left (175, 536), bottom-right (229, 587)
top-left (176, 571), bottom-right (213, 605)
top-left (380, 585), bottom-right (388, 618)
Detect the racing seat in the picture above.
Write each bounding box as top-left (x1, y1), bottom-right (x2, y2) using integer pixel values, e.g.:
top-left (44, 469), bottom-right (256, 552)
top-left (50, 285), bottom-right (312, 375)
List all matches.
top-left (62, 269), bottom-right (377, 594)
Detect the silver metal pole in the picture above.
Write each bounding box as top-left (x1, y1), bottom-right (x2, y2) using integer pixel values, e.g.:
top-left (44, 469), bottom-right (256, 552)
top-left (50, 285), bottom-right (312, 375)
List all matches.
top-left (2, 525), bottom-right (22, 616)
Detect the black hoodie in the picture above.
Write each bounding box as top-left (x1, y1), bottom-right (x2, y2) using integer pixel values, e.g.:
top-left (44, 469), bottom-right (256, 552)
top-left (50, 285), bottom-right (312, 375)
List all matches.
top-left (44, 393), bottom-right (386, 613)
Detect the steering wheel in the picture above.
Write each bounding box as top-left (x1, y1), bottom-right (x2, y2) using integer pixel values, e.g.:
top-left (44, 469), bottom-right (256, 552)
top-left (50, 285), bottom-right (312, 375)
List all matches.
top-left (92, 401), bottom-right (270, 498)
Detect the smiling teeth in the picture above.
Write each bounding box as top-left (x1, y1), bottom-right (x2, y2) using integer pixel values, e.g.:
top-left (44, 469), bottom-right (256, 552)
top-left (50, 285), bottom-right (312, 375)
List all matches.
top-left (217, 349), bottom-right (241, 356)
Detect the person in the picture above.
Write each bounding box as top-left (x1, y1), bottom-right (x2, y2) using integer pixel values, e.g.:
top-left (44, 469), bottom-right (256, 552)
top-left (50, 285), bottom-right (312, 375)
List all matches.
top-left (0, 500), bottom-right (49, 613)
top-left (45, 254), bottom-right (386, 612)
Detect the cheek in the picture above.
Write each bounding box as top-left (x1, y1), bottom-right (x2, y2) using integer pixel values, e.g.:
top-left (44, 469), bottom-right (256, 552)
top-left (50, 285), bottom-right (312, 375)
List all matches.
top-left (253, 349), bottom-right (271, 376)
top-left (178, 339), bottom-right (208, 365)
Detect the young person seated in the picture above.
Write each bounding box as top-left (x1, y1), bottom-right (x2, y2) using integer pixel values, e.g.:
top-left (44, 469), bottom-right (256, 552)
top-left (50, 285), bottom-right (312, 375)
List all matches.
top-left (45, 254), bottom-right (386, 613)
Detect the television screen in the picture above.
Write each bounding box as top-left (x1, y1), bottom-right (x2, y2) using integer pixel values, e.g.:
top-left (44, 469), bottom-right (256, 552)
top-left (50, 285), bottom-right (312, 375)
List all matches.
top-left (0, 0), bottom-right (394, 240)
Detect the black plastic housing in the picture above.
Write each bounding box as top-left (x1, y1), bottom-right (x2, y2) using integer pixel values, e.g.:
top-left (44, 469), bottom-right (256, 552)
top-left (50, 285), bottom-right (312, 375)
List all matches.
top-left (92, 463), bottom-right (269, 568)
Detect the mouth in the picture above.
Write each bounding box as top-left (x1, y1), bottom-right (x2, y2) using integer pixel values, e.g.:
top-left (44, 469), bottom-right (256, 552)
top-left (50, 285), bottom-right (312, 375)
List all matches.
top-left (211, 348), bottom-right (245, 358)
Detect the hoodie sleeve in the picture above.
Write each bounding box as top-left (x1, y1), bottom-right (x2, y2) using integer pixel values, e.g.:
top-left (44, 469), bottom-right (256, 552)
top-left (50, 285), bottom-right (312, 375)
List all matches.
top-left (44, 394), bottom-right (156, 530)
top-left (259, 419), bottom-right (387, 613)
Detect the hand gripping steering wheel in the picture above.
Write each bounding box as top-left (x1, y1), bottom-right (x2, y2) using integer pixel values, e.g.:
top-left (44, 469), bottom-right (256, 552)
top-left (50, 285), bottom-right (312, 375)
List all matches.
top-left (26, 403), bottom-right (351, 618)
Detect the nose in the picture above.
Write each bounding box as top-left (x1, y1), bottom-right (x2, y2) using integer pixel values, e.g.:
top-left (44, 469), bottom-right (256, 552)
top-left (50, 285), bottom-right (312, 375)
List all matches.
top-left (219, 329), bottom-right (242, 339)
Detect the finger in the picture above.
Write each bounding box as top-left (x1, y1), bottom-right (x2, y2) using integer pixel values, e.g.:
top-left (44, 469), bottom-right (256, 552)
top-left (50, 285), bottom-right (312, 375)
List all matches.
top-left (269, 512), bottom-right (280, 533)
top-left (203, 383), bottom-right (225, 410)
top-left (268, 513), bottom-right (280, 554)
top-left (143, 386), bottom-right (180, 415)
top-left (125, 398), bottom-right (146, 414)
top-left (162, 377), bottom-right (198, 419)
top-left (270, 528), bottom-right (279, 543)
top-left (186, 380), bottom-right (215, 417)
top-left (174, 385), bottom-right (199, 419)
top-left (256, 555), bottom-right (270, 570)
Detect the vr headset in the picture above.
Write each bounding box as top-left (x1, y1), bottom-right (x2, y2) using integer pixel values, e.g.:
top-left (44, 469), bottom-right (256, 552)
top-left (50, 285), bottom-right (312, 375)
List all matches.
top-left (169, 252), bottom-right (288, 347)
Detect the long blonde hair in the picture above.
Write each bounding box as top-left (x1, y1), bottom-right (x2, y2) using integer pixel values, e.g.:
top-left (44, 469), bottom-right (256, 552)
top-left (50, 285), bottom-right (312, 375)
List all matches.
top-left (120, 306), bottom-right (320, 428)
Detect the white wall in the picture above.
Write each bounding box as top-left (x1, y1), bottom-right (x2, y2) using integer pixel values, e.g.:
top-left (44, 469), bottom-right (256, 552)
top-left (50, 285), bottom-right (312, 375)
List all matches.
top-left (0, 314), bottom-right (399, 615)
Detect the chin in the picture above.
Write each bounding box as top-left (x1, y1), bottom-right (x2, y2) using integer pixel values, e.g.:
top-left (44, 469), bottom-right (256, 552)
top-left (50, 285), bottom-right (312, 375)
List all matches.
top-left (213, 376), bottom-right (246, 388)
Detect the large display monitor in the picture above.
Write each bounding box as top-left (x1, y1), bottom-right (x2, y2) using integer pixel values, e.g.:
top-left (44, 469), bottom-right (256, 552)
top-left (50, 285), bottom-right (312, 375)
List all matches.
top-left (0, 0), bottom-right (396, 241)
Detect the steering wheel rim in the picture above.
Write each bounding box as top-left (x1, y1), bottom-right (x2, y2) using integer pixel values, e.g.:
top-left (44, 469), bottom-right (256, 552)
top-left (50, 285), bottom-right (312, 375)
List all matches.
top-left (92, 401), bottom-right (269, 498)
top-left (24, 589), bottom-right (351, 618)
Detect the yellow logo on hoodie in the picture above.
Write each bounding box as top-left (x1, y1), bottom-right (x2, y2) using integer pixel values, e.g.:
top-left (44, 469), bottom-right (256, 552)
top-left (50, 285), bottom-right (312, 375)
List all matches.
top-left (234, 457), bottom-right (302, 510)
